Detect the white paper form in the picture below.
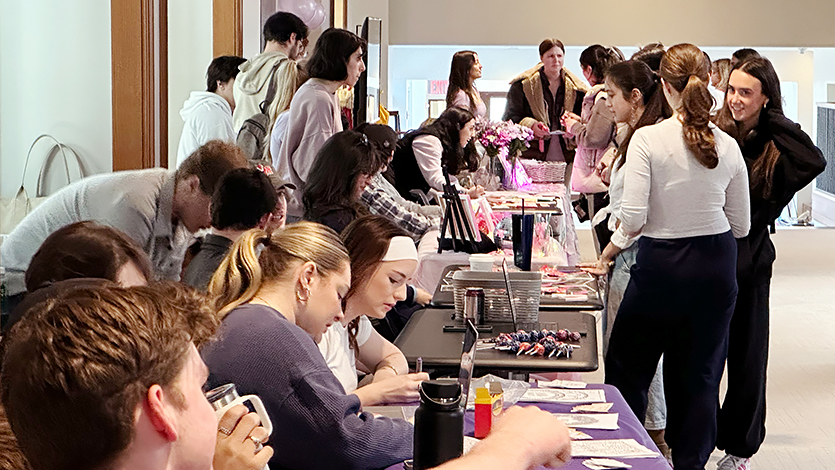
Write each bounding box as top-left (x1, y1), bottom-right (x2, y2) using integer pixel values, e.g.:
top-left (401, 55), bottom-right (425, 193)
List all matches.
top-left (519, 388), bottom-right (606, 404)
top-left (571, 439), bottom-right (659, 458)
top-left (552, 413), bottom-right (619, 430)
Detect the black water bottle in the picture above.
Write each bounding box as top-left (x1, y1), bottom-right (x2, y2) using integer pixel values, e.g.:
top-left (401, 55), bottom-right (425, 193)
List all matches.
top-left (413, 379), bottom-right (464, 470)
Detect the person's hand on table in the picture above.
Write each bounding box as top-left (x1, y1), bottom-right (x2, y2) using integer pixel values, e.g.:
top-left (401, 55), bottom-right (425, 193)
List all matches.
top-left (532, 122), bottom-right (550, 140)
top-left (354, 372), bottom-right (430, 406)
top-left (468, 185), bottom-right (485, 199)
top-left (436, 406), bottom-right (571, 470)
top-left (578, 257), bottom-right (613, 276)
top-left (214, 405), bottom-right (274, 470)
top-left (414, 287), bottom-right (433, 306)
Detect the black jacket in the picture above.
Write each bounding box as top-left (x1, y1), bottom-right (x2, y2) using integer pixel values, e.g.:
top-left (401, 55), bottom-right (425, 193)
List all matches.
top-left (736, 109), bottom-right (826, 284)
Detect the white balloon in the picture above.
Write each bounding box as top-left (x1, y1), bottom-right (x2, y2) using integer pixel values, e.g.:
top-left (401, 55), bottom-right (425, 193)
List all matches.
top-left (292, 0), bottom-right (317, 23)
top-left (308, 3), bottom-right (326, 29)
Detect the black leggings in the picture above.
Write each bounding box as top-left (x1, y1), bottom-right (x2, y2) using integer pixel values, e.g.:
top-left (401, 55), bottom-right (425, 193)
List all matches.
top-left (606, 232), bottom-right (738, 470)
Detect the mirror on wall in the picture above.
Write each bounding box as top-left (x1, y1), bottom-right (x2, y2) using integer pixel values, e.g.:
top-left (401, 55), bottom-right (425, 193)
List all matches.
top-left (353, 17), bottom-right (382, 125)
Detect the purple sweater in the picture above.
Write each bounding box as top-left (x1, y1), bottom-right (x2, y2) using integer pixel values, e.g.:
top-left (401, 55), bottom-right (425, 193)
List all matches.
top-left (201, 304), bottom-right (413, 469)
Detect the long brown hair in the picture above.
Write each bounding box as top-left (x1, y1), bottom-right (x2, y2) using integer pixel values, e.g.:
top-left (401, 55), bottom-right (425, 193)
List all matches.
top-left (303, 130), bottom-right (385, 224)
top-left (714, 58), bottom-right (784, 197)
top-left (24, 221), bottom-right (152, 291)
top-left (446, 51), bottom-right (480, 114)
top-left (340, 216), bottom-right (409, 352)
top-left (660, 43), bottom-right (717, 169)
top-left (209, 222), bottom-right (349, 319)
top-left (605, 60), bottom-right (672, 169)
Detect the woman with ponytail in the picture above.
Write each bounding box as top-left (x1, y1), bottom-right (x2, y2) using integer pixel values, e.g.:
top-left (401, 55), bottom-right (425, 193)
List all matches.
top-left (562, 45), bottom-right (624, 254)
top-left (318, 215), bottom-right (429, 405)
top-left (580, 59), bottom-right (672, 457)
top-left (592, 44), bottom-right (751, 470)
top-left (201, 222), bottom-right (413, 469)
top-left (712, 58), bottom-right (825, 470)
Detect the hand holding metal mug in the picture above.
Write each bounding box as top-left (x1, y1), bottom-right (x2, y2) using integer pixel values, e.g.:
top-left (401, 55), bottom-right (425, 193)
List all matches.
top-left (213, 404), bottom-right (274, 470)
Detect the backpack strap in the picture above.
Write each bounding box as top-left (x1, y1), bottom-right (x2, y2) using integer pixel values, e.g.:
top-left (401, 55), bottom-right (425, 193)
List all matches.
top-left (259, 58), bottom-right (287, 114)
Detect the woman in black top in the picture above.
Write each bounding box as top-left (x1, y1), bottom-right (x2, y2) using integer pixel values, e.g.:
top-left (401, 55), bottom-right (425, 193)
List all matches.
top-left (391, 106), bottom-right (481, 202)
top-left (713, 57), bottom-right (826, 470)
top-left (303, 130), bottom-right (386, 233)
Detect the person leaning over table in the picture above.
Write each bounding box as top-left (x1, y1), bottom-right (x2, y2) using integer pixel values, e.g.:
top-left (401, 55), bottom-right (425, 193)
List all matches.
top-left (303, 130), bottom-right (387, 234)
top-left (1, 281), bottom-right (273, 470)
top-left (585, 44), bottom-right (750, 470)
top-left (712, 57), bottom-right (825, 470)
top-left (391, 106), bottom-right (484, 202)
top-left (183, 168), bottom-right (277, 291)
top-left (318, 216), bottom-right (430, 405)
top-left (203, 221), bottom-right (413, 469)
top-left (357, 123), bottom-right (442, 241)
top-left (503, 38), bottom-right (588, 187)
top-left (0, 140), bottom-right (248, 314)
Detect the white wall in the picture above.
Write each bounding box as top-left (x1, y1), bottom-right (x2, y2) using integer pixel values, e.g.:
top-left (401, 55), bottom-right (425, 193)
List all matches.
top-left (389, 0), bottom-right (835, 48)
top-left (0, 0), bottom-right (112, 198)
top-left (168, 0), bottom-right (214, 164)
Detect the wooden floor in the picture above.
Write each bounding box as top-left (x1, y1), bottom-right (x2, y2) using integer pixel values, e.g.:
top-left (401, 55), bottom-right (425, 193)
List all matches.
top-left (577, 227), bottom-right (835, 469)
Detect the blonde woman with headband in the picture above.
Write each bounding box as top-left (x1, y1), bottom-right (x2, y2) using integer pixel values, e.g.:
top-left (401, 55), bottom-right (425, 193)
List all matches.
top-left (318, 216), bottom-right (429, 405)
top-left (267, 60), bottom-right (308, 169)
top-left (201, 222), bottom-right (413, 469)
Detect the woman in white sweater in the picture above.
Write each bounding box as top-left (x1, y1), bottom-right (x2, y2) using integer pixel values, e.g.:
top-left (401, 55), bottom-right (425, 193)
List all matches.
top-left (317, 215), bottom-right (429, 406)
top-left (277, 28), bottom-right (366, 220)
top-left (591, 44), bottom-right (750, 470)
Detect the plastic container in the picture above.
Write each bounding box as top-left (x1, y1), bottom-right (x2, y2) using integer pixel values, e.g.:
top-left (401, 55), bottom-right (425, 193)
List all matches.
top-left (468, 254), bottom-right (494, 272)
top-left (452, 270), bottom-right (542, 323)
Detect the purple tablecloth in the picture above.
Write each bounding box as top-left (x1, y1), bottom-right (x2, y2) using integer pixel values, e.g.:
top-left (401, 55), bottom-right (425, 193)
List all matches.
top-left (386, 384), bottom-right (672, 470)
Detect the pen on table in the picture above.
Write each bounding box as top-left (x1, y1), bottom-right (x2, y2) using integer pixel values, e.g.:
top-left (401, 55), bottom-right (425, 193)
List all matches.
top-left (416, 357), bottom-right (423, 373)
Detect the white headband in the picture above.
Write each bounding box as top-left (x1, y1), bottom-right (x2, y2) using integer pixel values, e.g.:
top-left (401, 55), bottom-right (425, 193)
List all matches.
top-left (381, 236), bottom-right (418, 262)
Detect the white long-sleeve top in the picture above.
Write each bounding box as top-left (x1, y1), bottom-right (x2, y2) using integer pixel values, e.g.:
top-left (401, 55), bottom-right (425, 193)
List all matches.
top-left (615, 117), bottom-right (750, 244)
top-left (412, 135), bottom-right (462, 192)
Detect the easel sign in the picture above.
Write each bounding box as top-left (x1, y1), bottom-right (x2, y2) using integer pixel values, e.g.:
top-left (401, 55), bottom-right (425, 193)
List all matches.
top-left (437, 168), bottom-right (480, 253)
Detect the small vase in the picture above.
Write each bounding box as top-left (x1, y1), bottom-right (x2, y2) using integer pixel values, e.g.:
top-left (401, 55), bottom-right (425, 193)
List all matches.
top-left (485, 155), bottom-right (503, 191)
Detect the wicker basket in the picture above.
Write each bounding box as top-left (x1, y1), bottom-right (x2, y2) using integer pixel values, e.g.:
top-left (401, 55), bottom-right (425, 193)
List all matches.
top-left (519, 159), bottom-right (566, 183)
top-left (452, 270), bottom-right (542, 323)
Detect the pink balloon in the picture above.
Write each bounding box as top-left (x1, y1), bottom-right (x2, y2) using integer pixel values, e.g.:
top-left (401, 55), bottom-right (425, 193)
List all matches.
top-left (308, 4), bottom-right (326, 29)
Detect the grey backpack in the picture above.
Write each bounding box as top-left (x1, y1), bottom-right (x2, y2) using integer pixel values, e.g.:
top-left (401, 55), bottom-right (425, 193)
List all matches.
top-left (236, 59), bottom-right (285, 164)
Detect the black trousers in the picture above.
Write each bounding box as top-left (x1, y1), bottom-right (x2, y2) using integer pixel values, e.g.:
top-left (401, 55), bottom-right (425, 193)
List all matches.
top-left (605, 232), bottom-right (738, 470)
top-left (716, 278), bottom-right (770, 457)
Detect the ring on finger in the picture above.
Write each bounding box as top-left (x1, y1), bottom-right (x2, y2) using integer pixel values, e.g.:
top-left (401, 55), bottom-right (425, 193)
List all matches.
top-left (248, 435), bottom-right (264, 453)
top-left (217, 426), bottom-right (233, 436)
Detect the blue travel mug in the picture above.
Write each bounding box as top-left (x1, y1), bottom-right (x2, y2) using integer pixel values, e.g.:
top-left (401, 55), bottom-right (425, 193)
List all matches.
top-left (512, 214), bottom-right (534, 271)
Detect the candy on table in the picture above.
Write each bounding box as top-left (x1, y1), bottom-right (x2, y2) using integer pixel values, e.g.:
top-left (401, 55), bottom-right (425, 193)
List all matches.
top-left (492, 328), bottom-right (579, 359)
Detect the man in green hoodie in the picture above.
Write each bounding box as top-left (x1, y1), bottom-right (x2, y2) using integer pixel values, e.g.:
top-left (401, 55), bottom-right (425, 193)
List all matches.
top-left (232, 11), bottom-right (309, 133)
